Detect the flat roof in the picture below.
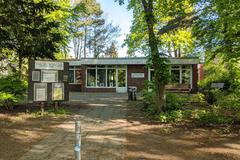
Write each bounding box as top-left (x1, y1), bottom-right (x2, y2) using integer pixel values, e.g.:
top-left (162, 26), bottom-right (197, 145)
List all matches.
top-left (67, 57), bottom-right (200, 66)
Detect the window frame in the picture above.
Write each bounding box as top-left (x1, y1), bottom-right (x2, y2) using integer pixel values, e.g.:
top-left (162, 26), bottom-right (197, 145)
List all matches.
top-left (69, 66), bottom-right (81, 84)
top-left (86, 65), bottom-right (118, 88)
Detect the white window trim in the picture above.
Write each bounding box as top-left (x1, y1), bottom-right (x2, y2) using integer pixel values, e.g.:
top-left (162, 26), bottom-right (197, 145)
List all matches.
top-left (69, 66), bottom-right (81, 84)
top-left (148, 65), bottom-right (193, 89)
top-left (85, 65), bottom-right (119, 88)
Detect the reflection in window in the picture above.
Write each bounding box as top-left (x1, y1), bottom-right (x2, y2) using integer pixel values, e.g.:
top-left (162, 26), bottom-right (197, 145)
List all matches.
top-left (150, 70), bottom-right (154, 81)
top-left (87, 69), bottom-right (96, 87)
top-left (97, 69), bottom-right (106, 87)
top-left (182, 69), bottom-right (190, 84)
top-left (171, 70), bottom-right (180, 84)
top-left (118, 69), bottom-right (126, 87)
top-left (69, 66), bottom-right (81, 84)
top-left (107, 69), bottom-right (116, 87)
top-left (68, 70), bottom-right (74, 83)
top-left (75, 70), bottom-right (81, 83)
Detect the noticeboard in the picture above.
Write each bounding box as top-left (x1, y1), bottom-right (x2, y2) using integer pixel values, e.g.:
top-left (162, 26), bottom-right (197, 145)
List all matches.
top-left (52, 83), bottom-right (64, 101)
top-left (28, 60), bottom-right (69, 103)
top-left (34, 83), bottom-right (47, 101)
top-left (41, 70), bottom-right (58, 83)
top-left (35, 61), bottom-right (64, 70)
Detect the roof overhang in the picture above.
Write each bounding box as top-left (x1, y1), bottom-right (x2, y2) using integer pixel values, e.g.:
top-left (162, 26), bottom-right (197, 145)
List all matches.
top-left (68, 57), bottom-right (200, 66)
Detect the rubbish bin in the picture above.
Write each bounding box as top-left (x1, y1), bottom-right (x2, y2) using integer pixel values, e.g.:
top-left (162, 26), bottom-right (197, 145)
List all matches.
top-left (128, 86), bottom-right (137, 101)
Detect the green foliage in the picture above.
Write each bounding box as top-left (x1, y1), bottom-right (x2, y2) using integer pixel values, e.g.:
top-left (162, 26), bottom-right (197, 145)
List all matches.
top-left (0, 73), bottom-right (27, 109)
top-left (195, 110), bottom-right (233, 125)
top-left (159, 110), bottom-right (184, 123)
top-left (0, 0), bottom-right (76, 69)
top-left (165, 93), bottom-right (185, 111)
top-left (189, 93), bottom-right (205, 103)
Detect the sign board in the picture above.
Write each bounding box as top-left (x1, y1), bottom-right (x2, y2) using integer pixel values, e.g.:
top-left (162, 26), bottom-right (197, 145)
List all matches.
top-left (52, 83), bottom-right (64, 101)
top-left (32, 71), bottom-right (40, 81)
top-left (34, 83), bottom-right (47, 101)
top-left (35, 61), bottom-right (64, 70)
top-left (131, 73), bottom-right (145, 78)
top-left (41, 70), bottom-right (58, 82)
top-left (211, 83), bottom-right (224, 89)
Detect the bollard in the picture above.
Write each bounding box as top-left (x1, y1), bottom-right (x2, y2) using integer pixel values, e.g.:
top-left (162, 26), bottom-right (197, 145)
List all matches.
top-left (75, 121), bottom-right (81, 160)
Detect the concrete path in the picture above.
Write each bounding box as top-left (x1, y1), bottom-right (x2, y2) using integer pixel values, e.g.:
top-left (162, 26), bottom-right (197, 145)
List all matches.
top-left (19, 93), bottom-right (128, 160)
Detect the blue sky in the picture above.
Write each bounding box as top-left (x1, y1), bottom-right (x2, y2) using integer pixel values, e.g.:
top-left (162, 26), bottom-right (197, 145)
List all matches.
top-left (96, 0), bottom-right (133, 57)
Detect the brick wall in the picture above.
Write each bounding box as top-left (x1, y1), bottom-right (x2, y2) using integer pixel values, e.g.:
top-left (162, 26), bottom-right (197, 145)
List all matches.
top-left (127, 65), bottom-right (148, 92)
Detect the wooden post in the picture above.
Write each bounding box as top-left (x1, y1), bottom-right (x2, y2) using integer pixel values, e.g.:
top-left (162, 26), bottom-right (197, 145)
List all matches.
top-left (54, 101), bottom-right (59, 110)
top-left (75, 121), bottom-right (81, 160)
top-left (40, 102), bottom-right (44, 115)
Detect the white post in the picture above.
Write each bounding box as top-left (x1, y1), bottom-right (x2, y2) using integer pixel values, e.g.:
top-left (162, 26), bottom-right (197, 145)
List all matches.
top-left (75, 121), bottom-right (81, 160)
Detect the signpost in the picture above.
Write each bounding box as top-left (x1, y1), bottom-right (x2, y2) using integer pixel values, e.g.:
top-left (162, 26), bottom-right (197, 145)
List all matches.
top-left (28, 60), bottom-right (69, 113)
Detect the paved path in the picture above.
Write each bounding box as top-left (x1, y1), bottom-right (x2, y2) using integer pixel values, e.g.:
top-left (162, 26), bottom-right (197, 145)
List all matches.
top-left (19, 93), bottom-right (128, 160)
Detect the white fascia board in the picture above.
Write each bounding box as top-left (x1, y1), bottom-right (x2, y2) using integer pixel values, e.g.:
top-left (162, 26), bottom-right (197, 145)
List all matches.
top-left (68, 58), bottom-right (200, 66)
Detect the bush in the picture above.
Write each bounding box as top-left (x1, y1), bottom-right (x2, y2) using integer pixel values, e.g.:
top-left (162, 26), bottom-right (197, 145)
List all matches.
top-left (195, 110), bottom-right (233, 125)
top-left (159, 110), bottom-right (185, 123)
top-left (0, 73), bottom-right (27, 109)
top-left (189, 93), bottom-right (205, 103)
top-left (165, 93), bottom-right (185, 111)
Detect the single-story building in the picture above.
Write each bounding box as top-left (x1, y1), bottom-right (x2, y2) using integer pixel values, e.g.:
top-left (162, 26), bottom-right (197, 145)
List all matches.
top-left (66, 57), bottom-right (203, 93)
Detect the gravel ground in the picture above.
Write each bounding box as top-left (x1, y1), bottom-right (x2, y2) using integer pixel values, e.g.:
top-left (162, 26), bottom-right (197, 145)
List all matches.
top-left (2, 93), bottom-right (240, 160)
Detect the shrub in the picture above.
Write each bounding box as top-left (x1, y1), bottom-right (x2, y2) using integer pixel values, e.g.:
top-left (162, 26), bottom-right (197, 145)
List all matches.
top-left (189, 93), bottom-right (205, 103)
top-left (0, 73), bottom-right (27, 109)
top-left (165, 93), bottom-right (185, 111)
top-left (195, 110), bottom-right (233, 125)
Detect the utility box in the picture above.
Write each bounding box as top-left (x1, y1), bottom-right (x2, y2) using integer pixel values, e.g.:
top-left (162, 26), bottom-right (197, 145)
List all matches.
top-left (28, 60), bottom-right (69, 103)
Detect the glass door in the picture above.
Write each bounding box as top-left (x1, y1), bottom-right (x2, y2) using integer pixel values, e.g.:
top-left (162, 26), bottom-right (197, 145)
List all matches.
top-left (116, 68), bottom-right (127, 93)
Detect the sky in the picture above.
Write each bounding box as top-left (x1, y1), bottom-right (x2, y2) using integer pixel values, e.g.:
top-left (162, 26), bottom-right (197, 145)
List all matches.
top-left (70, 0), bottom-right (133, 58)
top-left (96, 0), bottom-right (133, 57)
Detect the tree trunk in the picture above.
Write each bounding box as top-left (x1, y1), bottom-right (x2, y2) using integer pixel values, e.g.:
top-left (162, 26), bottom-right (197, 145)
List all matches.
top-left (141, 0), bottom-right (165, 112)
top-left (18, 55), bottom-right (23, 72)
top-left (84, 26), bottom-right (87, 58)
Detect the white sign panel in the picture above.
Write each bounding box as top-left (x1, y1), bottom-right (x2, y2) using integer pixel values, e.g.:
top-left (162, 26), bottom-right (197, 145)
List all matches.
top-left (131, 73), bottom-right (145, 78)
top-left (34, 83), bottom-right (47, 101)
top-left (35, 61), bottom-right (64, 70)
top-left (41, 70), bottom-right (58, 82)
top-left (52, 83), bottom-right (64, 101)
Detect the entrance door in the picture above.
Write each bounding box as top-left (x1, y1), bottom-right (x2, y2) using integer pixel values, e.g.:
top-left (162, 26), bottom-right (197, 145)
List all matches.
top-left (116, 68), bottom-right (127, 93)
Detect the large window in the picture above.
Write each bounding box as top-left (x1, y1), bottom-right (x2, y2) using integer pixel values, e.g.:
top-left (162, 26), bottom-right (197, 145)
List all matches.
top-left (149, 65), bottom-right (191, 86)
top-left (86, 65), bottom-right (118, 88)
top-left (97, 69), bottom-right (106, 87)
top-left (87, 69), bottom-right (96, 87)
top-left (107, 69), bottom-right (116, 87)
top-left (171, 66), bottom-right (180, 84)
top-left (69, 66), bottom-right (81, 84)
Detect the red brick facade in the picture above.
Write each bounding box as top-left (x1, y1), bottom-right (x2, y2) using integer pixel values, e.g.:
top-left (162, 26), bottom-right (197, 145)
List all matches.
top-left (69, 64), bottom-right (199, 93)
top-left (127, 65), bottom-right (148, 91)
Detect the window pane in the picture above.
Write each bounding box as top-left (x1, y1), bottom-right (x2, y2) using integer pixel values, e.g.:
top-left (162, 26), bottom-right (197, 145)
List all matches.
top-left (75, 70), bottom-right (81, 84)
top-left (182, 65), bottom-right (190, 69)
top-left (97, 69), bottom-right (106, 87)
top-left (182, 69), bottom-right (191, 84)
top-left (171, 70), bottom-right (180, 84)
top-left (68, 70), bottom-right (74, 83)
top-left (107, 69), bottom-right (116, 87)
top-left (87, 69), bottom-right (96, 87)
top-left (118, 69), bottom-right (126, 87)
top-left (150, 70), bottom-right (154, 81)
top-left (171, 65), bottom-right (180, 69)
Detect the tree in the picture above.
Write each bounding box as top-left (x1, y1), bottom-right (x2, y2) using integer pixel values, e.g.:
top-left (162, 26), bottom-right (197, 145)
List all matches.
top-left (193, 0), bottom-right (240, 89)
top-left (73, 0), bottom-right (120, 58)
top-left (106, 43), bottom-right (118, 58)
top-left (72, 0), bottom-right (103, 58)
top-left (117, 0), bottom-right (195, 112)
top-left (0, 0), bottom-right (74, 70)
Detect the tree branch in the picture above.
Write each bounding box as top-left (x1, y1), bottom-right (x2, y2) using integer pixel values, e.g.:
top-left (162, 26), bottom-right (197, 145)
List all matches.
top-left (158, 12), bottom-right (198, 35)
